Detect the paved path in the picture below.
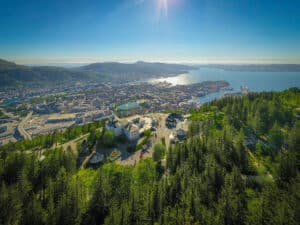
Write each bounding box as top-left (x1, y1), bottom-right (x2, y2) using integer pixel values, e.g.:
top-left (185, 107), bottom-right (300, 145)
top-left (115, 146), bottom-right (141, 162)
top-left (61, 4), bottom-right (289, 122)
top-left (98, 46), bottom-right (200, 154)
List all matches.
top-left (81, 147), bottom-right (96, 169)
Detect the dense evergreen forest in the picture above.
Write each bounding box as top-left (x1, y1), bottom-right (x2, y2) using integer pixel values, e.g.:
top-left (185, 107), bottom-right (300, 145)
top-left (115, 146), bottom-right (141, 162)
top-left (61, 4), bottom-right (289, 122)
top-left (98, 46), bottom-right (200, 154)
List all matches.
top-left (0, 88), bottom-right (299, 225)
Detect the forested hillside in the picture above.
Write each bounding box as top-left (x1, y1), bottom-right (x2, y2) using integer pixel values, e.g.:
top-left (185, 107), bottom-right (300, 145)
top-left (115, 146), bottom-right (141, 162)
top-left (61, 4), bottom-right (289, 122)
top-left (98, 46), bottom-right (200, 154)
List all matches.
top-left (0, 59), bottom-right (195, 87)
top-left (0, 88), bottom-right (299, 225)
top-left (0, 59), bottom-right (88, 87)
top-left (80, 61), bottom-right (196, 82)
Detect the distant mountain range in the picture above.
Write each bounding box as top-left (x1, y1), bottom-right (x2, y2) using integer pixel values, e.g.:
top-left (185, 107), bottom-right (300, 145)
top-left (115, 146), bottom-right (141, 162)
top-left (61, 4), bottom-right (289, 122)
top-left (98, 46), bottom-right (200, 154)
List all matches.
top-left (200, 64), bottom-right (300, 72)
top-left (0, 59), bottom-right (196, 87)
top-left (1, 59), bottom-right (300, 88)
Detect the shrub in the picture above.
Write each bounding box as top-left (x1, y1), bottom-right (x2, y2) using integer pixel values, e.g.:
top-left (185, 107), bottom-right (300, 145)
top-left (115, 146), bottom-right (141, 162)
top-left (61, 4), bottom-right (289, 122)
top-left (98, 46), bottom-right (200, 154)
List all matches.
top-left (153, 143), bottom-right (166, 161)
top-left (103, 130), bottom-right (115, 147)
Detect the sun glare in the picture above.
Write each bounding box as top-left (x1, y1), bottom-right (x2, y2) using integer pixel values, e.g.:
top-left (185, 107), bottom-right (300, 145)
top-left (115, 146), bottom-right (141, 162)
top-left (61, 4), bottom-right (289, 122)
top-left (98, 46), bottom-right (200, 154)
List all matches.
top-left (157, 0), bottom-right (169, 19)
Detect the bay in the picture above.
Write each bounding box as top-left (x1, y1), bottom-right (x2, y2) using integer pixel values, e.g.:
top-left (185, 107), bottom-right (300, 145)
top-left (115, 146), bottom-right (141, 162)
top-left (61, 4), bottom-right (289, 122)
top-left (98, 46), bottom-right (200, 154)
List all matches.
top-left (152, 67), bottom-right (300, 104)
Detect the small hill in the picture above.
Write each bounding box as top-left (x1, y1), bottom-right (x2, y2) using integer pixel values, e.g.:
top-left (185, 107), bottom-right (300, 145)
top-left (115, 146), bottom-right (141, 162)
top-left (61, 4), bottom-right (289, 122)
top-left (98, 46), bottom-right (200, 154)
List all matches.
top-left (0, 59), bottom-right (196, 87)
top-left (78, 61), bottom-right (196, 82)
top-left (201, 64), bottom-right (300, 72)
top-left (0, 59), bottom-right (87, 87)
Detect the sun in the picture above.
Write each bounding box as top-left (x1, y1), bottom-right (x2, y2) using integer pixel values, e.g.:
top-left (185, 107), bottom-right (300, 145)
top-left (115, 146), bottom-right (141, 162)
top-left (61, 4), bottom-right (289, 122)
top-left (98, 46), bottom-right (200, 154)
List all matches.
top-left (157, 0), bottom-right (169, 17)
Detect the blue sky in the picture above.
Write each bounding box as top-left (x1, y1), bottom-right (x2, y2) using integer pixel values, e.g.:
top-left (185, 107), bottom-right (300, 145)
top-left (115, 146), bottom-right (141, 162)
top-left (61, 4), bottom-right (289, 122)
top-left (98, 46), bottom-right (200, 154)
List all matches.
top-left (0, 0), bottom-right (299, 64)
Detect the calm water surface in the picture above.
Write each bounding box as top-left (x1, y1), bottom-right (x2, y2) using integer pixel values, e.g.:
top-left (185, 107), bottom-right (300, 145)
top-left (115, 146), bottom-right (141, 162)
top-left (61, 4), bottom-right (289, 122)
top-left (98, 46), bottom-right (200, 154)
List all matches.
top-left (151, 68), bottom-right (300, 104)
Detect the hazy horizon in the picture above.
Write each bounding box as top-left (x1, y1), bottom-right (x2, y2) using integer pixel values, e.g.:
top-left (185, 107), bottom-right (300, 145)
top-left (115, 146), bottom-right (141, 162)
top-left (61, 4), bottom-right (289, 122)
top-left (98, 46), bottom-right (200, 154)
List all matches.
top-left (10, 59), bottom-right (300, 67)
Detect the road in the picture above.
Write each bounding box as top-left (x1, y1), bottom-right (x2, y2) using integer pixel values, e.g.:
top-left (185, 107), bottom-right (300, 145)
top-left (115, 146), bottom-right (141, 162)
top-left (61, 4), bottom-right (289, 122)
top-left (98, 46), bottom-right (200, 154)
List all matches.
top-left (81, 147), bottom-right (96, 169)
top-left (116, 113), bottom-right (190, 165)
top-left (0, 107), bottom-right (19, 120)
top-left (17, 111), bottom-right (32, 140)
top-left (151, 113), bottom-right (189, 150)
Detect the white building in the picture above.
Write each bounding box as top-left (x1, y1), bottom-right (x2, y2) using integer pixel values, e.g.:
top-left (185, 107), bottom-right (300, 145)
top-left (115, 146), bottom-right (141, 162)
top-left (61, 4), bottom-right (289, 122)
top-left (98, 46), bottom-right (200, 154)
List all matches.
top-left (105, 116), bottom-right (147, 142)
top-left (105, 118), bottom-right (123, 136)
top-left (169, 133), bottom-right (175, 144)
top-left (124, 123), bottom-right (140, 141)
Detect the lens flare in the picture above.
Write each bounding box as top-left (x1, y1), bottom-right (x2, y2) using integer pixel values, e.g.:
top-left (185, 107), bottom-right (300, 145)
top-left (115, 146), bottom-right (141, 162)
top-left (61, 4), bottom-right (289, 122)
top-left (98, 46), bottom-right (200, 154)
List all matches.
top-left (156, 0), bottom-right (169, 20)
top-left (161, 0), bottom-right (168, 16)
